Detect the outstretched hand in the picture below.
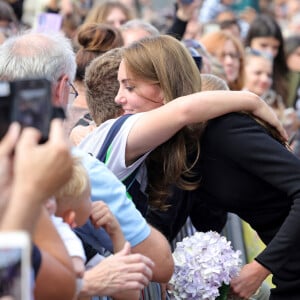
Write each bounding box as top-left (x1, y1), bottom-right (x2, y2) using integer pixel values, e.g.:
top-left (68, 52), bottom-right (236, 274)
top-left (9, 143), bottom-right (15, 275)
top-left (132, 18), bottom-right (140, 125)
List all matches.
top-left (176, 0), bottom-right (202, 21)
top-left (230, 260), bottom-right (271, 299)
top-left (81, 242), bottom-right (154, 297)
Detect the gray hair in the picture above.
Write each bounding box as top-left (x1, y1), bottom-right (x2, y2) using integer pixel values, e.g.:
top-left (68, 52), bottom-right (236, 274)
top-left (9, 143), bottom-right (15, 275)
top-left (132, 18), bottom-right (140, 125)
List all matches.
top-left (0, 30), bottom-right (76, 84)
top-left (120, 19), bottom-right (160, 36)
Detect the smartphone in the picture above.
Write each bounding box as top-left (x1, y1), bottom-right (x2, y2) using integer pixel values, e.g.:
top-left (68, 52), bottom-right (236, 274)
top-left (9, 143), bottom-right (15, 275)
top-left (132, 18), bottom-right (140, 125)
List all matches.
top-left (0, 231), bottom-right (32, 300)
top-left (9, 78), bottom-right (53, 142)
top-left (36, 12), bottom-right (63, 32)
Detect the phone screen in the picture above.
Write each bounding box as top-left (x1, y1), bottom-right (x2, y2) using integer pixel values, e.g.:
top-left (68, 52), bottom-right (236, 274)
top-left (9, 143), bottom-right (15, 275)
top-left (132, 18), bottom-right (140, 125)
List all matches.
top-left (10, 78), bottom-right (53, 142)
top-left (0, 232), bottom-right (32, 300)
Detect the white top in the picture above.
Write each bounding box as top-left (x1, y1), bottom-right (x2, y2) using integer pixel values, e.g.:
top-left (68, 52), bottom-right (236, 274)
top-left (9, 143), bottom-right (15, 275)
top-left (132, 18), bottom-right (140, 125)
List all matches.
top-left (51, 215), bottom-right (86, 262)
top-left (79, 113), bottom-right (151, 193)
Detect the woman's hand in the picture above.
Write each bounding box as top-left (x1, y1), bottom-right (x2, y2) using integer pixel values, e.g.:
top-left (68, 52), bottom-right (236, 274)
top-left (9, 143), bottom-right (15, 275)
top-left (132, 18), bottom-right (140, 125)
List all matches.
top-left (230, 260), bottom-right (270, 299)
top-left (251, 98), bottom-right (288, 142)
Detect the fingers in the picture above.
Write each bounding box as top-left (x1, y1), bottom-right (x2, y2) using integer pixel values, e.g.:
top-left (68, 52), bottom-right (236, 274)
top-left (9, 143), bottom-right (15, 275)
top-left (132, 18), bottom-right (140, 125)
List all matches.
top-left (16, 125), bottom-right (41, 151)
top-left (48, 119), bottom-right (68, 145)
top-left (12, 118), bottom-right (73, 201)
top-left (90, 201), bottom-right (116, 229)
top-left (116, 241), bottom-right (131, 256)
top-left (0, 123), bottom-right (21, 156)
top-left (111, 256), bottom-right (154, 287)
top-left (122, 269), bottom-right (152, 287)
top-left (91, 211), bottom-right (111, 228)
top-left (279, 126), bottom-right (289, 141)
top-left (113, 245), bottom-right (155, 279)
top-left (120, 252), bottom-right (155, 271)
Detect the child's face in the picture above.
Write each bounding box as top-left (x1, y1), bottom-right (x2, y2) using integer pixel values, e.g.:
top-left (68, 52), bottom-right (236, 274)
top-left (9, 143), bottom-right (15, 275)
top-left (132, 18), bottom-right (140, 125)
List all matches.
top-left (244, 56), bottom-right (273, 97)
top-left (74, 187), bottom-right (92, 227)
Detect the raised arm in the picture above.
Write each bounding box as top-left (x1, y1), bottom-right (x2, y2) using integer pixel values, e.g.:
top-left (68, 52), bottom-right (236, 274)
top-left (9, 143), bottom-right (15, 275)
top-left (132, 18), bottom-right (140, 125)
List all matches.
top-left (126, 90), bottom-right (287, 163)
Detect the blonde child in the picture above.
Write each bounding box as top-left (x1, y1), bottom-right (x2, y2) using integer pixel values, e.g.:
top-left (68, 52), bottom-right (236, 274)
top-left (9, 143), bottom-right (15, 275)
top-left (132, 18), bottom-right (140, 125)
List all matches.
top-left (47, 157), bottom-right (136, 300)
top-left (45, 157), bottom-right (91, 280)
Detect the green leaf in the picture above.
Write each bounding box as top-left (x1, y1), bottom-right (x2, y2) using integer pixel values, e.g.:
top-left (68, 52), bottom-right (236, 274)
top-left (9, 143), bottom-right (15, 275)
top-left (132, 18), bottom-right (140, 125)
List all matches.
top-left (216, 283), bottom-right (230, 300)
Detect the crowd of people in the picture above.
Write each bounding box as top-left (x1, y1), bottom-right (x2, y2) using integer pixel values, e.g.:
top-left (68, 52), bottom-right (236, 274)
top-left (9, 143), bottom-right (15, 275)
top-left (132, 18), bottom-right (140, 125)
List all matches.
top-left (0, 0), bottom-right (300, 300)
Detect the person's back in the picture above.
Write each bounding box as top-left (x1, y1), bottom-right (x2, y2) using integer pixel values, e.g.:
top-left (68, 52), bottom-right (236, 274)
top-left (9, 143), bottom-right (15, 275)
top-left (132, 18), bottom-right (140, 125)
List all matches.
top-left (190, 85), bottom-right (300, 298)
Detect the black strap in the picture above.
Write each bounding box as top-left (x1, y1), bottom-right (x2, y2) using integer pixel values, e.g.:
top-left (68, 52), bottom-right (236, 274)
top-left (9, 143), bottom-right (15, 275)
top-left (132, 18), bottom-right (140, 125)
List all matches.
top-left (95, 114), bottom-right (148, 216)
top-left (96, 114), bottom-right (132, 162)
top-left (74, 113), bottom-right (92, 128)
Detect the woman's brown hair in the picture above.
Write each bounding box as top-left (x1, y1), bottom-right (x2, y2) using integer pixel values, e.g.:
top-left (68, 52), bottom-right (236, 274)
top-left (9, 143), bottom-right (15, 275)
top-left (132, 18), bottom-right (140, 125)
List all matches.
top-left (122, 35), bottom-right (205, 209)
top-left (75, 23), bottom-right (123, 80)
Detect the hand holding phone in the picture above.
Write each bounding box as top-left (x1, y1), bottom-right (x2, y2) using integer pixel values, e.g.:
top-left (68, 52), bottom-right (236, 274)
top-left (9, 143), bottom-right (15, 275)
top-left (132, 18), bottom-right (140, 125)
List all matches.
top-left (0, 78), bottom-right (54, 142)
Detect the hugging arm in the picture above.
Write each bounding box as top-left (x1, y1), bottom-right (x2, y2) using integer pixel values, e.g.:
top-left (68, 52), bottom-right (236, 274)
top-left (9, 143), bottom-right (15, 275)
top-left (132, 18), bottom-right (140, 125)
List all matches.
top-left (126, 90), bottom-right (287, 164)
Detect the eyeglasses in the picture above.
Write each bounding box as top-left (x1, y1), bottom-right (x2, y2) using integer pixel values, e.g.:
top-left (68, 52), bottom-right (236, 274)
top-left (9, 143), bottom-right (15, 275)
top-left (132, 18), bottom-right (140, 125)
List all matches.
top-left (217, 52), bottom-right (240, 61)
top-left (68, 81), bottom-right (78, 100)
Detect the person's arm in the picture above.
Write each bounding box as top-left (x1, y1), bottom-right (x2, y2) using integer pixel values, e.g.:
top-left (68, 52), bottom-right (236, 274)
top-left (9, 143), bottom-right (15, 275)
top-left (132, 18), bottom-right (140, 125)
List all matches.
top-left (75, 149), bottom-right (174, 282)
top-left (166, 0), bottom-right (202, 40)
top-left (89, 200), bottom-right (174, 283)
top-left (90, 200), bottom-right (126, 253)
top-left (0, 121), bottom-right (76, 300)
top-left (131, 226), bottom-right (174, 283)
top-left (34, 209), bottom-right (77, 300)
top-left (1, 120), bottom-right (73, 232)
top-left (79, 242), bottom-right (153, 298)
top-left (126, 91), bottom-right (287, 164)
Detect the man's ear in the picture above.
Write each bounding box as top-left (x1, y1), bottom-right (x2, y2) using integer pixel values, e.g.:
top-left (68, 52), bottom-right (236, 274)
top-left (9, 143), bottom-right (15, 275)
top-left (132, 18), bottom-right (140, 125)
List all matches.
top-left (62, 209), bottom-right (77, 228)
top-left (53, 74), bottom-right (69, 107)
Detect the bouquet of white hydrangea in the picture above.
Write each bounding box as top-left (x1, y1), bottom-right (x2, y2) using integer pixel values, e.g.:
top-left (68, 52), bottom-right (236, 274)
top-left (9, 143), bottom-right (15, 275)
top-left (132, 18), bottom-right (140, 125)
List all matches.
top-left (168, 231), bottom-right (242, 300)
